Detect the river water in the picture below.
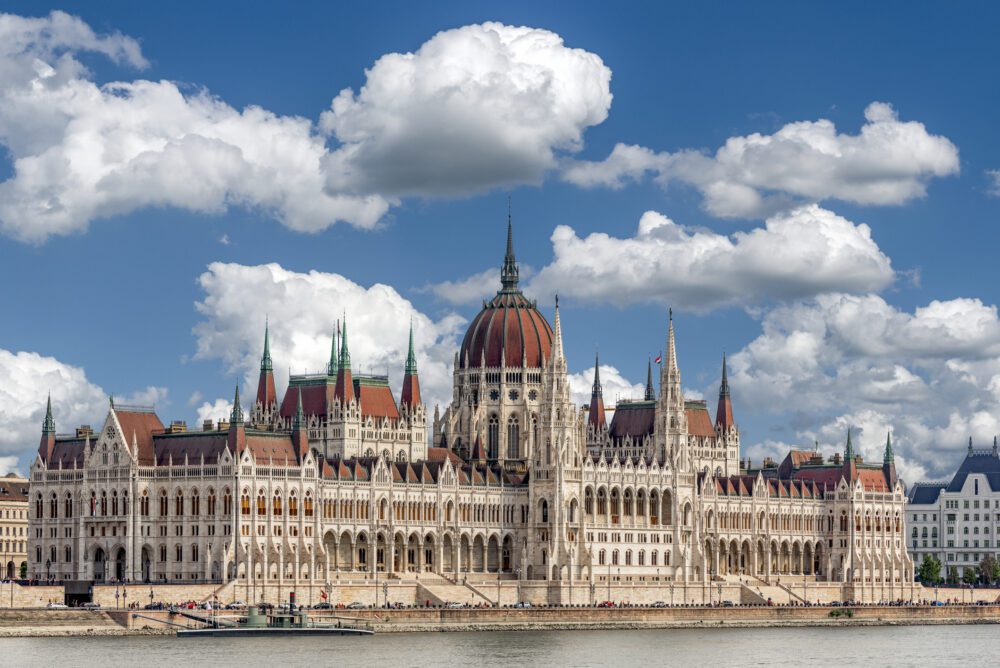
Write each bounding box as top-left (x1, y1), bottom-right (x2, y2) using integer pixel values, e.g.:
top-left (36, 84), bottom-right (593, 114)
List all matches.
top-left (2, 625), bottom-right (997, 667)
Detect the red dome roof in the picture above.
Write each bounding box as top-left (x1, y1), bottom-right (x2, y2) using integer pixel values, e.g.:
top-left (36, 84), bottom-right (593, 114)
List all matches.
top-left (460, 291), bottom-right (553, 369)
top-left (459, 218), bottom-right (553, 369)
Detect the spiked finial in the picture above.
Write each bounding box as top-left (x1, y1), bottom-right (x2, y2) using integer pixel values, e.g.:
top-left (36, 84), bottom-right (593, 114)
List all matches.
top-left (500, 210), bottom-right (519, 291)
top-left (994, 435), bottom-right (998, 456)
top-left (551, 297), bottom-right (565, 363)
top-left (845, 427), bottom-right (854, 460)
top-left (42, 393), bottom-right (55, 434)
top-left (231, 384), bottom-right (244, 424)
top-left (339, 313), bottom-right (351, 370)
top-left (969, 435), bottom-right (974, 453)
top-left (261, 318), bottom-right (272, 371)
top-left (405, 319), bottom-right (418, 375)
top-left (645, 357), bottom-right (655, 401)
top-left (665, 308), bottom-right (678, 374)
top-left (884, 429), bottom-right (894, 464)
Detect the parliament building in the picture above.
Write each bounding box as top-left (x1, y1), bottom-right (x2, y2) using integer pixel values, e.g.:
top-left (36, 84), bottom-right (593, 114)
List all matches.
top-left (27, 219), bottom-right (915, 604)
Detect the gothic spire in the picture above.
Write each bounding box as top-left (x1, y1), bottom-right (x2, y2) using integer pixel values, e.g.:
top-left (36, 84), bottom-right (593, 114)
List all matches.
top-left (260, 318), bottom-right (272, 372)
top-left (500, 208), bottom-right (519, 292)
top-left (592, 353), bottom-right (602, 397)
top-left (551, 295), bottom-right (564, 363)
top-left (231, 384), bottom-right (243, 424)
top-left (43, 393), bottom-right (55, 433)
top-left (969, 435), bottom-right (974, 454)
top-left (884, 429), bottom-right (894, 464)
top-left (719, 353), bottom-right (730, 397)
top-left (405, 319), bottom-right (418, 375)
top-left (327, 322), bottom-right (339, 376)
top-left (666, 308), bottom-right (678, 374)
top-left (339, 313), bottom-right (351, 370)
top-left (293, 388), bottom-right (305, 430)
top-left (644, 357), bottom-right (655, 401)
top-left (845, 427), bottom-right (854, 460)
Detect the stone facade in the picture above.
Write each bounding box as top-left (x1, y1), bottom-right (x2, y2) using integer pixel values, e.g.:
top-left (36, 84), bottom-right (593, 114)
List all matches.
top-left (26, 219), bottom-right (914, 603)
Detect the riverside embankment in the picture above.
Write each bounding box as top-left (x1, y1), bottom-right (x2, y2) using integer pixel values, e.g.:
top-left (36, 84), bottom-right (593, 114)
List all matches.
top-left (3, 604), bottom-right (1000, 636)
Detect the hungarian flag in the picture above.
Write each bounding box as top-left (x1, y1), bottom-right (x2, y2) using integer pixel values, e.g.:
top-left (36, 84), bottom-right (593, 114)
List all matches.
top-left (654, 355), bottom-right (662, 364)
top-left (321, 590), bottom-right (328, 600)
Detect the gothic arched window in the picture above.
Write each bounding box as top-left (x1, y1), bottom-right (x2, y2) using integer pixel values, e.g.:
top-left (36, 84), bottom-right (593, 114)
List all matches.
top-left (507, 415), bottom-right (520, 459)
top-left (488, 415), bottom-right (499, 460)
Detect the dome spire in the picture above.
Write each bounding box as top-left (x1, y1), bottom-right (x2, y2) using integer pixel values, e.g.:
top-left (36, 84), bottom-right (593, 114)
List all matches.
top-left (500, 200), bottom-right (519, 292)
top-left (645, 357), bottom-right (655, 401)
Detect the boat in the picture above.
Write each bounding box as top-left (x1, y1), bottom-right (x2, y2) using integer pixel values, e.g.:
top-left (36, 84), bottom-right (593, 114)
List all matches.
top-left (171, 604), bottom-right (374, 637)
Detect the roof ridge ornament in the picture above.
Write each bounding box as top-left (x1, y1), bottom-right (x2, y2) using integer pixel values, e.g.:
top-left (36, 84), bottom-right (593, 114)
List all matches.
top-left (500, 206), bottom-right (519, 292)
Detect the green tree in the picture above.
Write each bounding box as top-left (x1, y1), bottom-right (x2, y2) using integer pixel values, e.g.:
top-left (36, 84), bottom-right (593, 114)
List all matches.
top-left (917, 555), bottom-right (942, 583)
top-left (18, 561), bottom-right (26, 579)
top-left (978, 555), bottom-right (1000, 584)
top-left (947, 566), bottom-right (960, 585)
top-left (962, 567), bottom-right (979, 585)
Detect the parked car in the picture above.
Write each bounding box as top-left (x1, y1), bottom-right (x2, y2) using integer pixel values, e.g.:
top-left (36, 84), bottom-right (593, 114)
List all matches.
top-left (143, 602), bottom-right (166, 610)
top-left (514, 601), bottom-right (532, 608)
top-left (345, 601), bottom-right (366, 609)
top-left (46, 602), bottom-right (68, 609)
top-left (81, 602), bottom-right (101, 610)
top-left (225, 601), bottom-right (246, 610)
top-left (720, 600), bottom-right (735, 607)
top-left (650, 601), bottom-right (667, 608)
top-left (597, 601), bottom-right (615, 608)
top-left (312, 602), bottom-right (333, 610)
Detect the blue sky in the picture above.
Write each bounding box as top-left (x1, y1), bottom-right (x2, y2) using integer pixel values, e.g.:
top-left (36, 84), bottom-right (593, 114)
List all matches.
top-left (1, 2), bottom-right (998, 481)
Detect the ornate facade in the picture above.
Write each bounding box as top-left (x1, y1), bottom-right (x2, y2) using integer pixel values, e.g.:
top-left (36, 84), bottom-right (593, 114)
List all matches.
top-left (27, 218), bottom-right (914, 601)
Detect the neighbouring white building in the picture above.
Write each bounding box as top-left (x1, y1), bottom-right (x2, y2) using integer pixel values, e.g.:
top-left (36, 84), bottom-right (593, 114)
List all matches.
top-left (907, 440), bottom-right (1000, 578)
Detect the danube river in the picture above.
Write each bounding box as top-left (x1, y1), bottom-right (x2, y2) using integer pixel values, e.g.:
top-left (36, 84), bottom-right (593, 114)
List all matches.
top-left (2, 625), bottom-right (998, 666)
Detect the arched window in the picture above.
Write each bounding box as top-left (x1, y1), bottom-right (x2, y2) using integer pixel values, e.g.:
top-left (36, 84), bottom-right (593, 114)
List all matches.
top-left (159, 490), bottom-right (168, 517)
top-left (207, 489), bottom-right (216, 516)
top-left (176, 544), bottom-right (183, 562)
top-left (507, 415), bottom-right (520, 459)
top-left (540, 499), bottom-right (549, 523)
top-left (240, 492), bottom-right (251, 516)
top-left (175, 491), bottom-right (184, 516)
top-left (272, 492), bottom-right (282, 516)
top-left (100, 491), bottom-right (107, 516)
top-left (64, 493), bottom-right (73, 518)
top-left (140, 490), bottom-right (149, 516)
top-left (289, 492), bottom-right (298, 517)
top-left (191, 490), bottom-right (200, 516)
top-left (612, 550), bottom-right (619, 566)
top-left (304, 493), bottom-right (314, 517)
top-left (111, 491), bottom-right (119, 516)
top-left (65, 546), bottom-right (72, 563)
top-left (257, 492), bottom-right (266, 516)
top-left (488, 415), bottom-right (500, 459)
top-left (191, 545), bottom-right (199, 562)
top-left (223, 489), bottom-right (232, 515)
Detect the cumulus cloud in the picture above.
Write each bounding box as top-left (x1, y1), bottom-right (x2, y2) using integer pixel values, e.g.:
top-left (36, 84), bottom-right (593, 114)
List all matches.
top-left (568, 364), bottom-right (645, 408)
top-left (564, 103), bottom-right (959, 217)
top-left (726, 293), bottom-right (1000, 481)
top-left (320, 22), bottom-right (611, 197)
top-left (0, 13), bottom-right (612, 243)
top-left (195, 398), bottom-right (233, 427)
top-left (193, 262), bottom-right (467, 413)
top-left (420, 265), bottom-right (535, 306)
top-left (528, 205), bottom-right (894, 309)
top-left (0, 348), bottom-right (165, 471)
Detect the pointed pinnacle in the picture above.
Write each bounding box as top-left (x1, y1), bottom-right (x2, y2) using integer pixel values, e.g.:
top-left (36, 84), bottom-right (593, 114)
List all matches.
top-left (405, 319), bottom-right (418, 375)
top-left (592, 353), bottom-right (602, 396)
top-left (339, 313), bottom-right (351, 369)
top-left (719, 353), bottom-right (730, 397)
top-left (43, 393), bottom-right (55, 433)
top-left (261, 317), bottom-right (273, 371)
top-left (645, 357), bottom-right (655, 401)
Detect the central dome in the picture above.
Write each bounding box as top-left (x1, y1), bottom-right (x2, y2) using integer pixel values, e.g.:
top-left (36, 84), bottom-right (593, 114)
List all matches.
top-left (458, 220), bottom-right (553, 369)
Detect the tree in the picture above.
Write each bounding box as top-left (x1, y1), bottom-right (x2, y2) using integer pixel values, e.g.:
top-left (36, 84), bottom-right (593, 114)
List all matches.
top-left (978, 556), bottom-right (1000, 585)
top-left (947, 566), bottom-right (960, 585)
top-left (962, 567), bottom-right (979, 585)
top-left (917, 555), bottom-right (942, 583)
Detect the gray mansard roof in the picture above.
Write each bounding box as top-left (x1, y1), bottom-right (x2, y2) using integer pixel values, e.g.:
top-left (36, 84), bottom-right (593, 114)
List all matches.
top-left (907, 448), bottom-right (1000, 505)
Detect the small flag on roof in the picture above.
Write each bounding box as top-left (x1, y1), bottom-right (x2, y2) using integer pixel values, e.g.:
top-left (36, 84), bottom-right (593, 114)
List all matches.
top-left (654, 354), bottom-right (662, 364)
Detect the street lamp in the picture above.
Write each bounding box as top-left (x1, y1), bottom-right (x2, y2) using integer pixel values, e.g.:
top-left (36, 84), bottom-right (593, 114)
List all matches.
top-left (515, 567), bottom-right (521, 606)
top-left (382, 581), bottom-right (389, 609)
top-left (717, 583), bottom-right (722, 607)
top-left (670, 583), bottom-right (674, 607)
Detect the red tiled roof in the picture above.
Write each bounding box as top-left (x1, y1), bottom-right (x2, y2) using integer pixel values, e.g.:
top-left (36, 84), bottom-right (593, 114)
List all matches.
top-left (357, 382), bottom-right (399, 420)
top-left (115, 408), bottom-right (164, 465)
top-left (244, 433), bottom-right (299, 463)
top-left (685, 405), bottom-right (715, 437)
top-left (279, 382), bottom-right (333, 419)
top-left (427, 447), bottom-right (463, 465)
top-left (609, 402), bottom-right (655, 440)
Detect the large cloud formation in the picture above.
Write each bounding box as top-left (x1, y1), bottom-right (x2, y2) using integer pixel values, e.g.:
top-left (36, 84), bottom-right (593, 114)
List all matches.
top-left (527, 205), bottom-right (893, 309)
top-left (192, 262), bottom-right (468, 415)
top-left (0, 13), bottom-right (612, 243)
top-left (0, 348), bottom-right (165, 472)
top-left (725, 293), bottom-right (1000, 482)
top-left (563, 102), bottom-right (959, 217)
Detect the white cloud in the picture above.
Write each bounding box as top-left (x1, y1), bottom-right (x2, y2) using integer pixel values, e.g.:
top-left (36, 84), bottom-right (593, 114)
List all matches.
top-left (193, 262), bottom-right (467, 413)
top-left (195, 398), bottom-right (233, 428)
top-left (727, 293), bottom-right (1000, 480)
top-left (0, 348), bottom-right (165, 471)
top-left (0, 456), bottom-right (19, 476)
top-left (0, 13), bottom-right (612, 243)
top-left (564, 103), bottom-right (959, 217)
top-left (421, 265), bottom-right (535, 306)
top-left (529, 205), bottom-right (894, 309)
top-left (568, 364), bottom-right (645, 408)
top-left (320, 22), bottom-right (611, 197)
top-left (987, 169), bottom-right (1000, 197)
